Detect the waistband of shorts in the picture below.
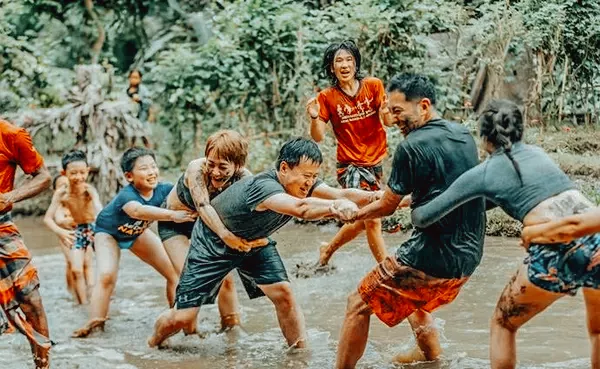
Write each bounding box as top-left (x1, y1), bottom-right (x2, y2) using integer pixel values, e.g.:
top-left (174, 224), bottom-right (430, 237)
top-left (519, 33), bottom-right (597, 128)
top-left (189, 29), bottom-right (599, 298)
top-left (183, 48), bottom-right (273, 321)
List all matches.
top-left (0, 213), bottom-right (12, 224)
top-left (336, 161), bottom-right (383, 170)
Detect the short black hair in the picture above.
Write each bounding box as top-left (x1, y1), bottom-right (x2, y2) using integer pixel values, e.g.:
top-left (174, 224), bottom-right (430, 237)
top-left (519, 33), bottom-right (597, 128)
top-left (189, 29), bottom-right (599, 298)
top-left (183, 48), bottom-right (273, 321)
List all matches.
top-left (322, 40), bottom-right (362, 86)
top-left (61, 150), bottom-right (87, 170)
top-left (276, 137), bottom-right (323, 170)
top-left (121, 147), bottom-right (156, 173)
top-left (387, 73), bottom-right (437, 105)
top-left (128, 68), bottom-right (142, 78)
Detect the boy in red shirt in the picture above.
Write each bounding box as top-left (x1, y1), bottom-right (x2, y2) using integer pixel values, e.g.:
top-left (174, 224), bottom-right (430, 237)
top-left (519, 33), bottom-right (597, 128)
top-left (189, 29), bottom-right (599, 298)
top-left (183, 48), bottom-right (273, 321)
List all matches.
top-left (306, 40), bottom-right (393, 267)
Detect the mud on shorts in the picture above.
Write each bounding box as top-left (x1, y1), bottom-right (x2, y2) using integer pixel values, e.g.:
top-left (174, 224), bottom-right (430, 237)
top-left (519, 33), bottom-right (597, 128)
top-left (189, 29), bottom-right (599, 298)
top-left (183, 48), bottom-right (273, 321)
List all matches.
top-left (358, 255), bottom-right (468, 327)
top-left (336, 162), bottom-right (383, 191)
top-left (74, 223), bottom-right (95, 250)
top-left (175, 232), bottom-right (289, 309)
top-left (526, 232), bottom-right (600, 295)
top-left (0, 218), bottom-right (50, 347)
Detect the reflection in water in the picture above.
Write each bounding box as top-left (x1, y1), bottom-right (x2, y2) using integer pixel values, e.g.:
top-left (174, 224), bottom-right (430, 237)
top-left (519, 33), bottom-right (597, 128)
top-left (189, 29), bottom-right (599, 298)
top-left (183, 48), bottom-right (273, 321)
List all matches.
top-left (0, 218), bottom-right (591, 368)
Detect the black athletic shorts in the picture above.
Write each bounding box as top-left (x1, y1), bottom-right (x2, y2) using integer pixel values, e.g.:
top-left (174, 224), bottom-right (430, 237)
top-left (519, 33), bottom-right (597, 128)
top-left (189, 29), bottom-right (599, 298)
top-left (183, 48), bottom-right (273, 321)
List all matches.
top-left (175, 230), bottom-right (289, 309)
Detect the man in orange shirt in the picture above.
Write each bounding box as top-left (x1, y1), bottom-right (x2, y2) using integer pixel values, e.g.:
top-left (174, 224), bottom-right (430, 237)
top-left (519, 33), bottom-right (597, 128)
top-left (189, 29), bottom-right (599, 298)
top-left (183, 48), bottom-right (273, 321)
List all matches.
top-left (306, 40), bottom-right (393, 267)
top-left (0, 119), bottom-right (52, 369)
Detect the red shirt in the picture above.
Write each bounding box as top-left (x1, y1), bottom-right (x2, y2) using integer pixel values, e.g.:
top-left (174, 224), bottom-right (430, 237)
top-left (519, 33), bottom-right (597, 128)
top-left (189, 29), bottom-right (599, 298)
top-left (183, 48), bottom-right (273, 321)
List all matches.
top-left (317, 77), bottom-right (387, 166)
top-left (0, 120), bottom-right (44, 231)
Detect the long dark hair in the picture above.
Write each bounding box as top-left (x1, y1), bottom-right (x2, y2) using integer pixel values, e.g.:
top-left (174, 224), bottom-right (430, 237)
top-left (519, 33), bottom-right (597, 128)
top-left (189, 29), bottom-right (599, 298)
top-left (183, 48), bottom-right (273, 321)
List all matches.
top-left (479, 99), bottom-right (525, 184)
top-left (322, 40), bottom-right (362, 86)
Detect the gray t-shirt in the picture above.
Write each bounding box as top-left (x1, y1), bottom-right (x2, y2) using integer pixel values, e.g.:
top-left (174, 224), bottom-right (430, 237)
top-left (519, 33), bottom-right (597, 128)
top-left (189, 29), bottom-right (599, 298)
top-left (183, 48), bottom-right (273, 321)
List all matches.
top-left (389, 119), bottom-right (486, 279)
top-left (411, 142), bottom-right (575, 227)
top-left (191, 169), bottom-right (322, 244)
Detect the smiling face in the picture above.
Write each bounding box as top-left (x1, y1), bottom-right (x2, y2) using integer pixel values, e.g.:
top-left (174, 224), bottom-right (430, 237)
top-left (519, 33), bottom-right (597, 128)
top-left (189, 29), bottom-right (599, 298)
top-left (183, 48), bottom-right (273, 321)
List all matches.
top-left (278, 157), bottom-right (320, 198)
top-left (388, 91), bottom-right (425, 136)
top-left (332, 49), bottom-right (357, 85)
top-left (205, 152), bottom-right (238, 190)
top-left (125, 155), bottom-right (159, 191)
top-left (63, 161), bottom-right (89, 187)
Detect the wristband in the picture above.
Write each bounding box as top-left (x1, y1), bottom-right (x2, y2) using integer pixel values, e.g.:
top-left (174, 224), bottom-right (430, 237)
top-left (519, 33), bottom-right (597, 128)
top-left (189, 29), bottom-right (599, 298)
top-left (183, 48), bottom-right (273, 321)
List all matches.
top-left (310, 115), bottom-right (319, 120)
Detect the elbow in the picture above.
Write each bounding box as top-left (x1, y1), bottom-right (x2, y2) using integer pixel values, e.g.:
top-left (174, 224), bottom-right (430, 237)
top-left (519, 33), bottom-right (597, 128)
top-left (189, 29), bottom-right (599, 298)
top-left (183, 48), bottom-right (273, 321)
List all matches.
top-left (311, 132), bottom-right (323, 143)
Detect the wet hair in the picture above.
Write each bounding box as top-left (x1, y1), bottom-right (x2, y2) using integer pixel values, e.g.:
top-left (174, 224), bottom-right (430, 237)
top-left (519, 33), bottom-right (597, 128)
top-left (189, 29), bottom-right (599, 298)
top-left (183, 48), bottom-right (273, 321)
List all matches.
top-left (61, 150), bottom-right (87, 170)
top-left (387, 73), bottom-right (437, 105)
top-left (479, 99), bottom-right (524, 184)
top-left (128, 69), bottom-right (142, 79)
top-left (121, 147), bottom-right (156, 173)
top-left (276, 137), bottom-right (323, 170)
top-left (322, 40), bottom-right (362, 85)
top-left (205, 130), bottom-right (249, 168)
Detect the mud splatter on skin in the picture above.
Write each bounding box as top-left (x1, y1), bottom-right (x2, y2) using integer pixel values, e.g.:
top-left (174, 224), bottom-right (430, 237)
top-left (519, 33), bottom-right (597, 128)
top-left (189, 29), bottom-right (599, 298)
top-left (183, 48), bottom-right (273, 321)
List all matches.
top-left (495, 273), bottom-right (531, 331)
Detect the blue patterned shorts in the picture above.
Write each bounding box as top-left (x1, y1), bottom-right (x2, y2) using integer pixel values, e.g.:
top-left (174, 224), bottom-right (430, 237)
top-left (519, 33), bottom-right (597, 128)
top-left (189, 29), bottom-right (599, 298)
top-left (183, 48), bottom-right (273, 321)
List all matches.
top-left (74, 223), bottom-right (95, 250)
top-left (526, 233), bottom-right (600, 295)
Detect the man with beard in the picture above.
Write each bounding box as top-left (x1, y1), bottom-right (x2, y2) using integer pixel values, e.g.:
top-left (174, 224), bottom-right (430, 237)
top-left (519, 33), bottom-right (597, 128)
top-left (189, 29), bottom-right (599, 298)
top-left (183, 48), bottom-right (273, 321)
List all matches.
top-left (335, 74), bottom-right (486, 368)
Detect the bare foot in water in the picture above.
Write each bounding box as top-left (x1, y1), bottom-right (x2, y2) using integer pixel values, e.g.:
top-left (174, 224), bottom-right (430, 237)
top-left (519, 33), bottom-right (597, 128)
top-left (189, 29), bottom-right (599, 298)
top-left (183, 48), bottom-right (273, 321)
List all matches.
top-left (318, 242), bottom-right (330, 266)
top-left (392, 345), bottom-right (428, 364)
top-left (71, 317), bottom-right (107, 338)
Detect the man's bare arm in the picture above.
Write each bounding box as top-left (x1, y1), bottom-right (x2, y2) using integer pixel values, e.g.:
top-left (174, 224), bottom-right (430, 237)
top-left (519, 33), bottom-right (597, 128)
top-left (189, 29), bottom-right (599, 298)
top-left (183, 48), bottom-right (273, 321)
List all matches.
top-left (311, 183), bottom-right (379, 207)
top-left (258, 193), bottom-right (357, 221)
top-left (3, 165), bottom-right (51, 205)
top-left (187, 160), bottom-right (267, 251)
top-left (355, 188), bottom-right (403, 221)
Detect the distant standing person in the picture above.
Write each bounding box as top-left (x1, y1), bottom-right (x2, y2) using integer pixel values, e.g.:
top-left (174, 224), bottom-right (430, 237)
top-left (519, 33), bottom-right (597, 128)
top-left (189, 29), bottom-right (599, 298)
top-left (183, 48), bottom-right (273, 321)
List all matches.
top-left (127, 69), bottom-right (153, 149)
top-left (306, 40), bottom-right (393, 267)
top-left (0, 119), bottom-right (52, 369)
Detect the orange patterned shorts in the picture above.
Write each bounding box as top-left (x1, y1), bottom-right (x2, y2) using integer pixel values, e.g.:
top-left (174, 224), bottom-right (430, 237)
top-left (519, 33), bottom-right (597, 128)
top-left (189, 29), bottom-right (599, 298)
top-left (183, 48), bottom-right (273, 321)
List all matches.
top-left (0, 226), bottom-right (49, 347)
top-left (358, 255), bottom-right (468, 327)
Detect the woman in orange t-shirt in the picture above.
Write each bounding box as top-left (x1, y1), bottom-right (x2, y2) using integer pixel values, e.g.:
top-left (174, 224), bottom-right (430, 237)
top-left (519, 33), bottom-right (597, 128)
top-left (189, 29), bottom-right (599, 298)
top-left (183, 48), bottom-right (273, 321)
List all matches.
top-left (306, 40), bottom-right (393, 267)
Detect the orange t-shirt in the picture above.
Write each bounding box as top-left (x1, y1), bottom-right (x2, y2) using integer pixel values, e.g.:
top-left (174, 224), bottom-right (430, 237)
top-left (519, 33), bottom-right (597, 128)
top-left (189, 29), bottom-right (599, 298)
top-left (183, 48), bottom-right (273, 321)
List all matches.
top-left (317, 77), bottom-right (387, 166)
top-left (0, 120), bottom-right (44, 231)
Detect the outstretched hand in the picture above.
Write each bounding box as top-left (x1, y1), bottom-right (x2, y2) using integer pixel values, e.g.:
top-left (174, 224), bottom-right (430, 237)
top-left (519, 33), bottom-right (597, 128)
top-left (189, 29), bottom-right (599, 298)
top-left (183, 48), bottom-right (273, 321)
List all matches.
top-left (306, 97), bottom-right (320, 119)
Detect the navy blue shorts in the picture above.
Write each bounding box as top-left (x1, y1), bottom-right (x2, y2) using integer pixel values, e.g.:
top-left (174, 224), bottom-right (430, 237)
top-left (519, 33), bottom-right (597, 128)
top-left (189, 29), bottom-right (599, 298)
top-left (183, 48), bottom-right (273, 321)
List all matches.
top-left (175, 229), bottom-right (288, 310)
top-left (526, 233), bottom-right (600, 295)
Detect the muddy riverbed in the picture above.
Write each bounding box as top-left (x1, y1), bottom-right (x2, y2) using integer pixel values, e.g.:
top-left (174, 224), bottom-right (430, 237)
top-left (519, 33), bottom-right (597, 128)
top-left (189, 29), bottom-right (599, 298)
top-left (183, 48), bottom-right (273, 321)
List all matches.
top-left (0, 217), bottom-right (591, 369)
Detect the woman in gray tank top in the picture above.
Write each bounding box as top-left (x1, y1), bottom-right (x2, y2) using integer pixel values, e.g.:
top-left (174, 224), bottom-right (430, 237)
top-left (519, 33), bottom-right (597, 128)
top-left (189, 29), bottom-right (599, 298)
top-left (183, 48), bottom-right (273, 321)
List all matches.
top-left (410, 100), bottom-right (600, 369)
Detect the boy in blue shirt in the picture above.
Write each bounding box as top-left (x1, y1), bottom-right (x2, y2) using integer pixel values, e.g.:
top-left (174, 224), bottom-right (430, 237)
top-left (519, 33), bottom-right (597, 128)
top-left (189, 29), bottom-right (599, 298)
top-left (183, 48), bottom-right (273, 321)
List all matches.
top-left (73, 147), bottom-right (196, 338)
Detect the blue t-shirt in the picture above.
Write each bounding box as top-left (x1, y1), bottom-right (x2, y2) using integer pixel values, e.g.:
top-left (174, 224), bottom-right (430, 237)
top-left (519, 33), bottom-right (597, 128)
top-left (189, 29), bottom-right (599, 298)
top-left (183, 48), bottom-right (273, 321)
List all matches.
top-left (95, 182), bottom-right (173, 241)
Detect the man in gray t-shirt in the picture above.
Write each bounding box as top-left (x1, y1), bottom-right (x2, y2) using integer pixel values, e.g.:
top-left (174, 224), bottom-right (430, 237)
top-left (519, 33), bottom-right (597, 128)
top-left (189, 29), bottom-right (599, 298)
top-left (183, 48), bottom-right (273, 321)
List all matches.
top-left (149, 137), bottom-right (381, 349)
top-left (336, 74), bottom-right (485, 369)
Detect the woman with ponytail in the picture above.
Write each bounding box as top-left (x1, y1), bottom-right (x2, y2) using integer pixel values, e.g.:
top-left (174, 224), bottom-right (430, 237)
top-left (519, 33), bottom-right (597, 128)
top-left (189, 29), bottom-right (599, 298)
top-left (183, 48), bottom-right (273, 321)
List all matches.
top-left (410, 99), bottom-right (600, 369)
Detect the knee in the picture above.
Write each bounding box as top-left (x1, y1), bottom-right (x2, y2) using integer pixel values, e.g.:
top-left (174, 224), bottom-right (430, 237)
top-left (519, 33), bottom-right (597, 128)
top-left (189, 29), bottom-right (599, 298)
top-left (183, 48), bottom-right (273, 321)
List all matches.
top-left (71, 266), bottom-right (84, 277)
top-left (221, 275), bottom-right (235, 292)
top-left (98, 272), bottom-right (117, 289)
top-left (345, 291), bottom-right (370, 317)
top-left (19, 290), bottom-right (44, 311)
top-left (491, 309), bottom-right (518, 334)
top-left (269, 283), bottom-right (296, 310)
top-left (364, 218), bottom-right (380, 228)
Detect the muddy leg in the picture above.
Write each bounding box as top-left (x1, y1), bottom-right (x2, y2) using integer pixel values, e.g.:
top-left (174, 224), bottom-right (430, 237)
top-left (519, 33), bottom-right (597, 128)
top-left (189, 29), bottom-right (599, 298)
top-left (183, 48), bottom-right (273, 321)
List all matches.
top-left (583, 288), bottom-right (600, 368)
top-left (364, 218), bottom-right (387, 263)
top-left (490, 264), bottom-right (562, 369)
top-left (19, 290), bottom-right (51, 369)
top-left (259, 282), bottom-right (306, 348)
top-left (336, 290), bottom-right (372, 369)
top-left (320, 221), bottom-right (365, 266)
top-left (148, 306), bottom-right (200, 348)
top-left (218, 273), bottom-right (240, 330)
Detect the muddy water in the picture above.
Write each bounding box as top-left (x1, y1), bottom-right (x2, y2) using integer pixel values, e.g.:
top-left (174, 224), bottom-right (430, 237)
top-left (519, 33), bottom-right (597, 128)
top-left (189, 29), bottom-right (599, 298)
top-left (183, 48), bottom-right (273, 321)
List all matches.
top-left (0, 217), bottom-right (591, 369)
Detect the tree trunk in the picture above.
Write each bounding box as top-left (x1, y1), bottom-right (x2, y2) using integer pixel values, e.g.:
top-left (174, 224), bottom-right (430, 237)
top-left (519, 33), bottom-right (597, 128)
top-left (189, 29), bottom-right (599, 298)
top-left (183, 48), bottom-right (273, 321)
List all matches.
top-left (83, 0), bottom-right (106, 64)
